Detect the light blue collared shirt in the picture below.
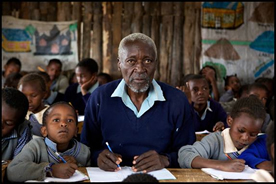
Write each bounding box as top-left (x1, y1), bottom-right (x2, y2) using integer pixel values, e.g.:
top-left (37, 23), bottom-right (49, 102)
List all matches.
top-left (111, 79), bottom-right (166, 118)
top-left (77, 81), bottom-right (99, 94)
top-left (194, 100), bottom-right (213, 120)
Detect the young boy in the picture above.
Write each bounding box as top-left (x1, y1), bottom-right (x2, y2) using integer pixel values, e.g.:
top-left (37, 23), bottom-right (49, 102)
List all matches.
top-left (2, 57), bottom-right (21, 88)
top-left (17, 73), bottom-right (49, 138)
top-left (178, 96), bottom-right (266, 172)
top-left (7, 101), bottom-right (91, 182)
top-left (2, 87), bottom-right (32, 160)
top-left (64, 58), bottom-right (99, 115)
top-left (186, 74), bottom-right (228, 132)
top-left (251, 121), bottom-right (274, 182)
top-left (219, 74), bottom-right (241, 102)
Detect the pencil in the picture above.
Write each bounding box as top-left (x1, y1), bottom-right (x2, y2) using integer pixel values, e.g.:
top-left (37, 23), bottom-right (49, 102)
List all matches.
top-left (105, 142), bottom-right (121, 168)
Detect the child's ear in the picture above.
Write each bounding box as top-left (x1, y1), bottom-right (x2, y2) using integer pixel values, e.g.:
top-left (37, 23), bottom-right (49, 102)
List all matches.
top-left (227, 115), bottom-right (233, 127)
top-left (41, 126), bottom-right (48, 137)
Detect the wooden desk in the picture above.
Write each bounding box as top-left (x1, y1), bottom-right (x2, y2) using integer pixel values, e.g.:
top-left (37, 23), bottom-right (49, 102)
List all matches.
top-left (77, 167), bottom-right (253, 182)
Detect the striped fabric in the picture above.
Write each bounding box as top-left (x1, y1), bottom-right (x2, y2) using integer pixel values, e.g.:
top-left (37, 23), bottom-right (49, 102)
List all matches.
top-left (13, 126), bottom-right (32, 157)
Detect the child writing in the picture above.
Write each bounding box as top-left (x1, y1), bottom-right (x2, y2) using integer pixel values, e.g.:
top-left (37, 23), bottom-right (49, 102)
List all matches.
top-left (2, 87), bottom-right (33, 160)
top-left (7, 101), bottom-right (91, 182)
top-left (185, 74), bottom-right (227, 132)
top-left (17, 73), bottom-right (49, 138)
top-left (178, 95), bottom-right (266, 172)
top-left (64, 58), bottom-right (99, 115)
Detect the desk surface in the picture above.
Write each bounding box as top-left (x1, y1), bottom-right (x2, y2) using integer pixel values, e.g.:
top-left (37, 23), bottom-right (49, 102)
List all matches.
top-left (78, 167), bottom-right (253, 182)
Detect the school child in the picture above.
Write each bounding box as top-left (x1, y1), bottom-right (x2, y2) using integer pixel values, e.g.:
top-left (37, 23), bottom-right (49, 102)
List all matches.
top-left (2, 57), bottom-right (21, 88)
top-left (36, 71), bottom-right (64, 105)
top-left (46, 58), bottom-right (69, 94)
top-left (3, 72), bottom-right (23, 89)
top-left (2, 87), bottom-right (32, 160)
top-left (186, 74), bottom-right (228, 132)
top-left (97, 72), bottom-right (113, 85)
top-left (246, 82), bottom-right (272, 133)
top-left (64, 58), bottom-right (99, 115)
top-left (238, 134), bottom-right (272, 171)
top-left (219, 74), bottom-right (241, 102)
top-left (6, 101), bottom-right (91, 182)
top-left (17, 73), bottom-right (49, 138)
top-left (178, 96), bottom-right (266, 172)
top-left (250, 121), bottom-right (274, 182)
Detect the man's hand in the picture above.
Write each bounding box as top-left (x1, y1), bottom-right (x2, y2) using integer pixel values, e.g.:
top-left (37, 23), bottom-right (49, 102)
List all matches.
top-left (97, 149), bottom-right (122, 172)
top-left (131, 150), bottom-right (169, 173)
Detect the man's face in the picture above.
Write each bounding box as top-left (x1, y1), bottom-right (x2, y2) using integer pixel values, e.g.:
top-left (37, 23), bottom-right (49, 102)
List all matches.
top-left (118, 40), bottom-right (157, 93)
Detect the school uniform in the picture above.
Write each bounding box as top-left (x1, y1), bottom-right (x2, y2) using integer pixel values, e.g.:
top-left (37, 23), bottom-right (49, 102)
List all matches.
top-left (178, 128), bottom-right (248, 168)
top-left (7, 137), bottom-right (91, 182)
top-left (2, 119), bottom-right (33, 160)
top-left (26, 105), bottom-right (49, 139)
top-left (50, 74), bottom-right (69, 94)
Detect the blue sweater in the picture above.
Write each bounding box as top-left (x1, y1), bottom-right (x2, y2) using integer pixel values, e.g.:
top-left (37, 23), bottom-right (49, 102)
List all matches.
top-left (80, 79), bottom-right (196, 168)
top-left (238, 134), bottom-right (270, 169)
top-left (64, 83), bottom-right (91, 115)
top-left (193, 98), bottom-right (228, 132)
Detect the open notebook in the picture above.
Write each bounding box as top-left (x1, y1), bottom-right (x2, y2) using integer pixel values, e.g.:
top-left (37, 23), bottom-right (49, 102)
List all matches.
top-left (86, 166), bottom-right (176, 182)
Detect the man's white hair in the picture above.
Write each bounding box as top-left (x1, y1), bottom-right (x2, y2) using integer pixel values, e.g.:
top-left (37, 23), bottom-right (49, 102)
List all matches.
top-left (118, 33), bottom-right (157, 60)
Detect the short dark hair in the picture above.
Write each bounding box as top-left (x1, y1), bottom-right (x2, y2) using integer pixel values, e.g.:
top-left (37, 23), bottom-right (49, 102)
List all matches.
top-left (4, 72), bottom-right (23, 88)
top-left (199, 65), bottom-right (217, 80)
top-left (17, 73), bottom-right (47, 92)
top-left (223, 74), bottom-right (237, 87)
top-left (122, 173), bottom-right (159, 182)
top-left (247, 82), bottom-right (268, 94)
top-left (6, 57), bottom-right (22, 68)
top-left (77, 58), bottom-right (98, 74)
top-left (48, 58), bottom-right (62, 69)
top-left (42, 101), bottom-right (78, 126)
top-left (36, 71), bottom-right (51, 83)
top-left (266, 121), bottom-right (274, 162)
top-left (230, 95), bottom-right (266, 121)
top-left (98, 72), bottom-right (113, 82)
top-left (2, 87), bottom-right (29, 124)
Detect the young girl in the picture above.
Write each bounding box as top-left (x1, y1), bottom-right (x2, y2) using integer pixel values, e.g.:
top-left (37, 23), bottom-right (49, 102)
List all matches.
top-left (7, 101), bottom-right (91, 182)
top-left (178, 95), bottom-right (266, 172)
top-left (219, 74), bottom-right (241, 102)
top-left (64, 58), bottom-right (99, 115)
top-left (2, 87), bottom-right (32, 160)
top-left (17, 73), bottom-right (49, 138)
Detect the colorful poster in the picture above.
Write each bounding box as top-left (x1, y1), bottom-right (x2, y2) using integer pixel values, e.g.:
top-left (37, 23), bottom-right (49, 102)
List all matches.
top-left (201, 2), bottom-right (274, 92)
top-left (2, 16), bottom-right (78, 71)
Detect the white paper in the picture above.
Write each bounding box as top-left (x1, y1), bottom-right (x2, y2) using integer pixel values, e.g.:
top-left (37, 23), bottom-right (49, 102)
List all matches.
top-left (201, 165), bottom-right (257, 180)
top-left (86, 166), bottom-right (176, 182)
top-left (26, 170), bottom-right (89, 183)
top-left (78, 115), bottom-right (85, 122)
top-left (195, 130), bottom-right (210, 134)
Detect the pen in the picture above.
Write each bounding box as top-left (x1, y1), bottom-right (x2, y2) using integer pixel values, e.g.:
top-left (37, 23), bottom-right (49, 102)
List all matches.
top-left (54, 152), bottom-right (87, 177)
top-left (105, 142), bottom-right (121, 168)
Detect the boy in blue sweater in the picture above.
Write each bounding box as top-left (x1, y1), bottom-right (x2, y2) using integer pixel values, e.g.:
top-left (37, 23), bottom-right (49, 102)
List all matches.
top-left (81, 33), bottom-right (196, 173)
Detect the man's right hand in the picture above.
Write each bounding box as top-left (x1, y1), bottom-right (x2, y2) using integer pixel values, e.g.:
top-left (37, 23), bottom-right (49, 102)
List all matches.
top-left (97, 149), bottom-right (122, 172)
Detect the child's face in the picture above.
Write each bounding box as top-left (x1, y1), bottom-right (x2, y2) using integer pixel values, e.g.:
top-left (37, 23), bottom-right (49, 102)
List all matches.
top-left (228, 76), bottom-right (241, 92)
top-left (227, 113), bottom-right (263, 150)
top-left (18, 82), bottom-right (46, 113)
top-left (248, 88), bottom-right (268, 106)
top-left (188, 79), bottom-right (209, 105)
top-left (41, 104), bottom-right (77, 148)
top-left (4, 64), bottom-right (20, 77)
top-left (2, 101), bottom-right (21, 137)
top-left (46, 63), bottom-right (62, 81)
top-left (75, 67), bottom-right (94, 86)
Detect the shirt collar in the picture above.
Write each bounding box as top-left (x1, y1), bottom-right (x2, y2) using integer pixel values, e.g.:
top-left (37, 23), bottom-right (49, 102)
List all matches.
top-left (77, 81), bottom-right (99, 93)
top-left (221, 128), bottom-right (248, 154)
top-left (194, 100), bottom-right (213, 120)
top-left (2, 129), bottom-right (17, 143)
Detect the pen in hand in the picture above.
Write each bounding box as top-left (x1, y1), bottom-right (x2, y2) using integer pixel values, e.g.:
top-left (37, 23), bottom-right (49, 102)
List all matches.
top-left (105, 142), bottom-right (121, 168)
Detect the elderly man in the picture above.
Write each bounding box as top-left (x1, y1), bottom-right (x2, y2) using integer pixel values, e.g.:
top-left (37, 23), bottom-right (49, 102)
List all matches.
top-left (80, 33), bottom-right (196, 173)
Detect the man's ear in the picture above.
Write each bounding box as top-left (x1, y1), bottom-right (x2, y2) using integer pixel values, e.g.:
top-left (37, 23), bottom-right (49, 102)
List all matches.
top-left (227, 115), bottom-right (233, 127)
top-left (117, 59), bottom-right (121, 71)
top-left (41, 126), bottom-right (48, 137)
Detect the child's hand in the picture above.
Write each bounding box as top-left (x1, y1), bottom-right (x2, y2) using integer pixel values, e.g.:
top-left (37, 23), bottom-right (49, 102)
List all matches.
top-left (62, 155), bottom-right (77, 164)
top-left (219, 159), bottom-right (245, 172)
top-left (80, 76), bottom-right (97, 95)
top-left (51, 163), bottom-right (78, 178)
top-left (213, 122), bottom-right (225, 132)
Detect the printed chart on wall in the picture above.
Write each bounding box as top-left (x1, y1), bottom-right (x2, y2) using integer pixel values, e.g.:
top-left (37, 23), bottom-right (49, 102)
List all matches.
top-left (2, 16), bottom-right (79, 71)
top-left (200, 2), bottom-right (274, 86)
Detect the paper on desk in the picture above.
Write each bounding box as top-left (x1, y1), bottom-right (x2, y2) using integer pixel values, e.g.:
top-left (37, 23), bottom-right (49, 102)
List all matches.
top-left (86, 166), bottom-right (176, 182)
top-left (78, 115), bottom-right (84, 122)
top-left (195, 130), bottom-right (210, 134)
top-left (201, 165), bottom-right (257, 180)
top-left (26, 170), bottom-right (89, 182)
